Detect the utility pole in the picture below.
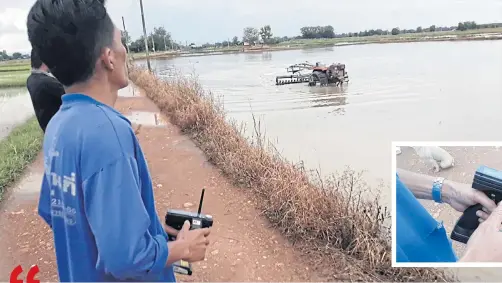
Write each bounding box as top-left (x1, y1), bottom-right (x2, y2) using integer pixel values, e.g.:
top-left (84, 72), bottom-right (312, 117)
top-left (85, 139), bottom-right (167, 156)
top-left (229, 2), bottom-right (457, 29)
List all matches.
top-left (151, 32), bottom-right (156, 53)
top-left (121, 17), bottom-right (130, 54)
top-left (138, 0), bottom-right (151, 72)
top-left (121, 16), bottom-right (130, 74)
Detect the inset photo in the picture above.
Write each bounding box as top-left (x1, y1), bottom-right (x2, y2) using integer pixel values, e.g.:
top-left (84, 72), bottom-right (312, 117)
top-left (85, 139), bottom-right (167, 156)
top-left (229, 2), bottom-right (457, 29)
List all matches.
top-left (392, 142), bottom-right (502, 269)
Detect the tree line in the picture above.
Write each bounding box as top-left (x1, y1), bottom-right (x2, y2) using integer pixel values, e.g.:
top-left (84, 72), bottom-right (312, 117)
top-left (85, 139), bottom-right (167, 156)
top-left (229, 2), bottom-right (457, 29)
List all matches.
top-left (122, 21), bottom-right (501, 52)
top-left (0, 50), bottom-right (30, 61)
top-left (1, 21), bottom-right (500, 59)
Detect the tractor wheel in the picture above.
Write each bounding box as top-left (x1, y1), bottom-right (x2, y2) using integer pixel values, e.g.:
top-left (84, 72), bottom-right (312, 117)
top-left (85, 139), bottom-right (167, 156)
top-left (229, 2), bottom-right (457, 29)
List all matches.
top-left (313, 71), bottom-right (328, 86)
top-left (308, 74), bottom-right (317, 86)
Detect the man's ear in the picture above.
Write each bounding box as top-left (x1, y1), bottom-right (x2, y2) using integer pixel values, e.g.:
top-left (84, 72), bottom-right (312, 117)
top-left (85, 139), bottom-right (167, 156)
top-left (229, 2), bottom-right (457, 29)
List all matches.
top-left (101, 47), bottom-right (115, 71)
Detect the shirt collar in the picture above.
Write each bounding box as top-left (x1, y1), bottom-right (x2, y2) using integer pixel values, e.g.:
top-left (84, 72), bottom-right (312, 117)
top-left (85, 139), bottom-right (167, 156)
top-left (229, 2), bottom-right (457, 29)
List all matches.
top-left (61, 93), bottom-right (130, 125)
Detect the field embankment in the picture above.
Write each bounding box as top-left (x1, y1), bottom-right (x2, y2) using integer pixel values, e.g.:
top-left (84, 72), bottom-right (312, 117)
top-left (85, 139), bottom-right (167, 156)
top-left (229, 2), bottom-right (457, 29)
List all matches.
top-left (0, 117), bottom-right (43, 201)
top-left (128, 66), bottom-right (453, 282)
top-left (131, 28), bottom-right (502, 60)
top-left (0, 61), bottom-right (30, 88)
top-left (277, 27), bottom-right (502, 47)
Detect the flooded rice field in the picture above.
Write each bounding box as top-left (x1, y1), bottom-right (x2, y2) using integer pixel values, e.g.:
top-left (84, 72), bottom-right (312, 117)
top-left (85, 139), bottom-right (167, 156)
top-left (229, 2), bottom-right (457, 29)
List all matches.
top-left (0, 88), bottom-right (33, 140)
top-left (0, 42), bottom-right (500, 203)
top-left (138, 40), bottom-right (502, 206)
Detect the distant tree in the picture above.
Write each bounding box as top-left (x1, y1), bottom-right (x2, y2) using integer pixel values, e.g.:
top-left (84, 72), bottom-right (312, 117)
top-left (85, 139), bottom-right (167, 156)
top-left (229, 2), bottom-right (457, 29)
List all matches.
top-left (321, 25), bottom-right (335, 38)
top-left (416, 26), bottom-right (423, 33)
top-left (148, 27), bottom-right (173, 51)
top-left (243, 27), bottom-right (259, 44)
top-left (0, 50), bottom-right (9, 60)
top-left (300, 25), bottom-right (335, 39)
top-left (300, 26), bottom-right (314, 38)
top-left (267, 36), bottom-right (284, 44)
top-left (12, 52), bottom-right (22, 59)
top-left (429, 25), bottom-right (436, 32)
top-left (464, 21), bottom-right (478, 30)
top-left (457, 22), bottom-right (466, 31)
top-left (259, 25), bottom-right (273, 43)
top-left (391, 27), bottom-right (400, 35)
top-left (232, 36), bottom-right (240, 45)
top-left (130, 36), bottom-right (147, 53)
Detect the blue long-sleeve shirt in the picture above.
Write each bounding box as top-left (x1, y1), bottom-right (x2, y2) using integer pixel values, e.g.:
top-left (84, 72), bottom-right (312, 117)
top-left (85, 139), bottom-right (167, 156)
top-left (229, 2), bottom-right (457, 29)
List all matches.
top-left (396, 174), bottom-right (457, 263)
top-left (39, 93), bottom-right (176, 281)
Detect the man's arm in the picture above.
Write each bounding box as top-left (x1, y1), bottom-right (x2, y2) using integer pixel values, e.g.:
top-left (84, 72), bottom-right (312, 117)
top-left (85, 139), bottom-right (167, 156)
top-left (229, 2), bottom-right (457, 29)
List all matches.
top-left (83, 155), bottom-right (188, 280)
top-left (38, 173), bottom-right (52, 228)
top-left (396, 168), bottom-right (454, 203)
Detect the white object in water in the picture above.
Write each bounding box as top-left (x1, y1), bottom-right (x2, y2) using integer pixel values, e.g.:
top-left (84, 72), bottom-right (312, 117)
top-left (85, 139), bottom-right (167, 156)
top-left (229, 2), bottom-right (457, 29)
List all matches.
top-left (396, 146), bottom-right (402, 155)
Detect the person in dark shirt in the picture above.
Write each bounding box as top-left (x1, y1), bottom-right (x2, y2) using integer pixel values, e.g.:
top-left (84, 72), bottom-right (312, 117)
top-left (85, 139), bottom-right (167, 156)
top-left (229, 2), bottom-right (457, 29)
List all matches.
top-left (26, 48), bottom-right (65, 132)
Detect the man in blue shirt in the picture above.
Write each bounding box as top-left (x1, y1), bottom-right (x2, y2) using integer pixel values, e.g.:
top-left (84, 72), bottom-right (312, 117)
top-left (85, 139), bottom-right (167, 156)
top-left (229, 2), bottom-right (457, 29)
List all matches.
top-left (27, 0), bottom-right (211, 281)
top-left (396, 168), bottom-right (502, 262)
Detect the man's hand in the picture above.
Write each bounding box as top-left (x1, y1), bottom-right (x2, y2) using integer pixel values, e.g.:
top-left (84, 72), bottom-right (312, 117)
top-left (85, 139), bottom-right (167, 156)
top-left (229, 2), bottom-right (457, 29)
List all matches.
top-left (443, 180), bottom-right (497, 217)
top-left (460, 201), bottom-right (502, 262)
top-left (177, 221), bottom-right (211, 262)
top-left (165, 224), bottom-right (180, 237)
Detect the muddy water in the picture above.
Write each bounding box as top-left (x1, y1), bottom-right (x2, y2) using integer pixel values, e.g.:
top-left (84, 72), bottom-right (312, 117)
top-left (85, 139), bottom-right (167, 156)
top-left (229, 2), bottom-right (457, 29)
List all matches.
top-left (0, 88), bottom-right (34, 140)
top-left (137, 40), bottom-right (502, 207)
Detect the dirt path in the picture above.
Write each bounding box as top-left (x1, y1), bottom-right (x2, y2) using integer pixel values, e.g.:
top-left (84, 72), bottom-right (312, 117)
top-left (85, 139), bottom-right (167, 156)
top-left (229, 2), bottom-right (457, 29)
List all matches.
top-left (0, 84), bottom-right (324, 282)
top-left (397, 146), bottom-right (502, 282)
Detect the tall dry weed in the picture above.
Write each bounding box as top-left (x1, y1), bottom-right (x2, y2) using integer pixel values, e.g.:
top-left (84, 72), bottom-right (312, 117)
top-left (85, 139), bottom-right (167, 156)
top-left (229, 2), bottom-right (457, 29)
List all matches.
top-left (129, 66), bottom-right (453, 282)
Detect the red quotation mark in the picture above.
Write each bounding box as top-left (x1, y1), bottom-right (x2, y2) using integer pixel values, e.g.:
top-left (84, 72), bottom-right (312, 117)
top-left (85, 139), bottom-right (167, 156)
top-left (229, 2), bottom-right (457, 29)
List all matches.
top-left (9, 265), bottom-right (40, 283)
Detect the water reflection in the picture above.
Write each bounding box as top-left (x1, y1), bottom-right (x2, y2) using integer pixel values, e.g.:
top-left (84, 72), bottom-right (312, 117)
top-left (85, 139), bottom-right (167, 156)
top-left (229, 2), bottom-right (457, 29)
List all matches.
top-left (261, 52), bottom-right (272, 61)
top-left (307, 85), bottom-right (348, 114)
top-left (301, 47), bottom-right (334, 54)
top-left (0, 87), bottom-right (34, 140)
top-left (243, 53), bottom-right (264, 62)
top-left (0, 87), bottom-right (26, 98)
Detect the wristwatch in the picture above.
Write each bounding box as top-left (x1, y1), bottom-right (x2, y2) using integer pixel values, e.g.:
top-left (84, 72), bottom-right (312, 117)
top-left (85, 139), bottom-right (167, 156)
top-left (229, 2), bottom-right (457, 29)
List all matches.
top-left (432, 177), bottom-right (445, 203)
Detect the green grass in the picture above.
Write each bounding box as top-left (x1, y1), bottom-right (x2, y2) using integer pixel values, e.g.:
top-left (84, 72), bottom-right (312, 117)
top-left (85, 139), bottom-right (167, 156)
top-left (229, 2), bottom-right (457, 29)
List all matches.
top-left (0, 64), bottom-right (30, 73)
top-left (0, 70), bottom-right (30, 88)
top-left (0, 117), bottom-right (43, 201)
top-left (0, 59), bottom-right (30, 67)
top-left (0, 61), bottom-right (31, 88)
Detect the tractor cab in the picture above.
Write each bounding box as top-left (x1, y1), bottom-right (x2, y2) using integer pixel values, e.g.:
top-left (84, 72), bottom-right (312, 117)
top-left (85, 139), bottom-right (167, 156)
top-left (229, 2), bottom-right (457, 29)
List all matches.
top-left (312, 66), bottom-right (328, 72)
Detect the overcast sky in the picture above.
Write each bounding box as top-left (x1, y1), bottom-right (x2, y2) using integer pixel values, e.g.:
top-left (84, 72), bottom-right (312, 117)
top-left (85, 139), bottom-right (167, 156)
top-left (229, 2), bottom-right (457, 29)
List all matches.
top-left (1, 0), bottom-right (500, 53)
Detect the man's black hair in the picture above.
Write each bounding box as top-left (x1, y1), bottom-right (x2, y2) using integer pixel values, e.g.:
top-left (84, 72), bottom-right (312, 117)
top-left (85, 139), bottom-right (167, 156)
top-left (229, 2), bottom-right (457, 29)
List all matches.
top-left (27, 0), bottom-right (115, 87)
top-left (30, 48), bottom-right (43, 69)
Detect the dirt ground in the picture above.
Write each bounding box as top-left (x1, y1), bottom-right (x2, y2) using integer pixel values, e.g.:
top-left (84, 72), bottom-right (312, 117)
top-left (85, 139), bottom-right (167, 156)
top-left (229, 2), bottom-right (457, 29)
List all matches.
top-left (397, 146), bottom-right (502, 282)
top-left (0, 84), bottom-right (328, 281)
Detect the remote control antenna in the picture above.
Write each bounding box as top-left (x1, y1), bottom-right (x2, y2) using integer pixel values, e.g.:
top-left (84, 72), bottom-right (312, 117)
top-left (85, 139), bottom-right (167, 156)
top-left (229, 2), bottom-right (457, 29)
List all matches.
top-left (197, 188), bottom-right (205, 216)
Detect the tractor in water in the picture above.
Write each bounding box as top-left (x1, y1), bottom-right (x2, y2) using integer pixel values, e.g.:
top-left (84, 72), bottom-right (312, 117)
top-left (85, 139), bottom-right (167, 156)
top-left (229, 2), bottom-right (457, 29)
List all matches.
top-left (308, 62), bottom-right (349, 86)
top-left (275, 61), bottom-right (349, 87)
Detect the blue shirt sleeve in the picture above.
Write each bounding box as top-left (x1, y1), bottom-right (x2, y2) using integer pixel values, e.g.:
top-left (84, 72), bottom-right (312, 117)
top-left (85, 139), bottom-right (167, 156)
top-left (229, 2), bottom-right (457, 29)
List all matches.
top-left (396, 173), bottom-right (457, 262)
top-left (38, 173), bottom-right (52, 227)
top-left (82, 154), bottom-right (169, 280)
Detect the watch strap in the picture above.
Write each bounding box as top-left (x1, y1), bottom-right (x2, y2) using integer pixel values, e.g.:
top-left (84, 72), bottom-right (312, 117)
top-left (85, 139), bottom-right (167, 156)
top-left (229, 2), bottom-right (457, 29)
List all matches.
top-left (432, 177), bottom-right (445, 203)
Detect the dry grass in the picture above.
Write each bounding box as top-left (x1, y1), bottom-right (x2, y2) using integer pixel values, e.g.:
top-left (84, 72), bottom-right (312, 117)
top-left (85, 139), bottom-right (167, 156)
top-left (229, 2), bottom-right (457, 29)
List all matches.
top-left (129, 66), bottom-right (453, 282)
